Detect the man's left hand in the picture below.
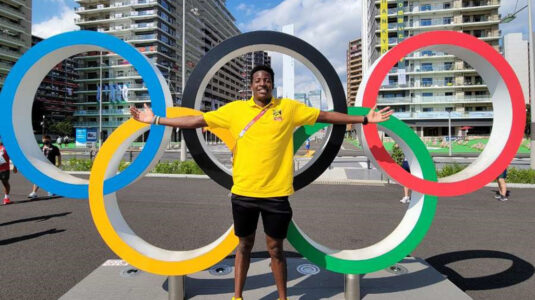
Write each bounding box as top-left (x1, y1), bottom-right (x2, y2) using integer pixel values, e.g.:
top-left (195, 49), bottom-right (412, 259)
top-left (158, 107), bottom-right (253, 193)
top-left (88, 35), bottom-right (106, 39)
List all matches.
top-left (367, 105), bottom-right (394, 124)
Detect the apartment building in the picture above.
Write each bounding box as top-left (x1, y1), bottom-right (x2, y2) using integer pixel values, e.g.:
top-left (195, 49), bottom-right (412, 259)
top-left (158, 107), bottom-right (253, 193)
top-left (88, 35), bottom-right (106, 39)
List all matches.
top-left (347, 38), bottom-right (363, 107)
top-left (0, 0), bottom-right (31, 90)
top-left (362, 0), bottom-right (500, 136)
top-left (240, 51), bottom-right (271, 99)
top-left (31, 35), bottom-right (78, 132)
top-left (73, 0), bottom-right (243, 137)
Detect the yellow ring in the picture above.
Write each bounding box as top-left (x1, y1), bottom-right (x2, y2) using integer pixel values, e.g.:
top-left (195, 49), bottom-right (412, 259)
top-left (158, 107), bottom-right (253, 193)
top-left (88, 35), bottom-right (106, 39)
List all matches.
top-left (89, 107), bottom-right (238, 275)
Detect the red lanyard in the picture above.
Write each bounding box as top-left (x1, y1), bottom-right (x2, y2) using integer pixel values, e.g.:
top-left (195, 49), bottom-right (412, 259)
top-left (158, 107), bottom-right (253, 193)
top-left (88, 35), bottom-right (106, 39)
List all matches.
top-left (238, 102), bottom-right (272, 139)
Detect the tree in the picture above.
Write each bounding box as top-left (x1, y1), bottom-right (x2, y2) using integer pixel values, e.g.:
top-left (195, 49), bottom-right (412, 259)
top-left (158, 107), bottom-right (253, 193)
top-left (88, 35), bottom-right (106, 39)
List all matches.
top-left (50, 120), bottom-right (74, 137)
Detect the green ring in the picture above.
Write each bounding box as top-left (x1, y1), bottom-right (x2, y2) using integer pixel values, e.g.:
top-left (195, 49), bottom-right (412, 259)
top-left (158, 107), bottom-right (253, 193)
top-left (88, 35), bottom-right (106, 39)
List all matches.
top-left (289, 107), bottom-right (437, 274)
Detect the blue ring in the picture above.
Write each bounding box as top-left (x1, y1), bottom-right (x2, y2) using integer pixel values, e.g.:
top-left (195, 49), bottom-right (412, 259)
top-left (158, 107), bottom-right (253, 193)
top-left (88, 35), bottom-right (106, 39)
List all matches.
top-left (0, 31), bottom-right (167, 198)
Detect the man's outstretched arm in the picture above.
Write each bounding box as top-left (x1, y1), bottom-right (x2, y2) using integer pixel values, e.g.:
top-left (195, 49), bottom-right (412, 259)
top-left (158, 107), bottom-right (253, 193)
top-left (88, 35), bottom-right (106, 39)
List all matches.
top-left (317, 105), bottom-right (393, 124)
top-left (130, 104), bottom-right (207, 128)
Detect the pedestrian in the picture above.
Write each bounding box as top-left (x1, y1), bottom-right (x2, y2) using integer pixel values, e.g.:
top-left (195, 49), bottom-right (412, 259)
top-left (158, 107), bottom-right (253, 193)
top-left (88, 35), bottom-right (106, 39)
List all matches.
top-left (0, 137), bottom-right (17, 205)
top-left (56, 136), bottom-right (63, 148)
top-left (400, 158), bottom-right (412, 204)
top-left (28, 135), bottom-right (62, 198)
top-left (392, 144), bottom-right (411, 204)
top-left (495, 169), bottom-right (509, 201)
top-left (130, 65), bottom-right (393, 300)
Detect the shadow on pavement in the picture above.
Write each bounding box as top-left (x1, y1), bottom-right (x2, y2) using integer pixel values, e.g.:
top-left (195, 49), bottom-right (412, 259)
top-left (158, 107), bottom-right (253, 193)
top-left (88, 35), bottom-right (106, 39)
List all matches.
top-left (10, 195), bottom-right (63, 205)
top-left (0, 228), bottom-right (66, 246)
top-left (0, 212), bottom-right (71, 227)
top-left (426, 250), bottom-right (535, 291)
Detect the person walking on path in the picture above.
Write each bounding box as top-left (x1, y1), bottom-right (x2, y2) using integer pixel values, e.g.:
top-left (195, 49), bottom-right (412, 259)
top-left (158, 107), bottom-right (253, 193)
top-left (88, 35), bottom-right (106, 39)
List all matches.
top-left (130, 65), bottom-right (393, 300)
top-left (0, 138), bottom-right (17, 205)
top-left (495, 169), bottom-right (509, 201)
top-left (28, 135), bottom-right (62, 198)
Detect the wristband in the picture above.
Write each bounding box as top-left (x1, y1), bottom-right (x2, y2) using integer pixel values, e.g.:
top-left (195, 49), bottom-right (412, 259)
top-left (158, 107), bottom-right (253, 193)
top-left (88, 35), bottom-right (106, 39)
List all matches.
top-left (363, 116), bottom-right (369, 125)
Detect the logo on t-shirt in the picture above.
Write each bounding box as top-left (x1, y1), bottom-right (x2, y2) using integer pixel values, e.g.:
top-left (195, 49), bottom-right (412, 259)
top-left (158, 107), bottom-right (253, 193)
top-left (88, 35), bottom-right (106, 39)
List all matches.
top-left (273, 109), bottom-right (282, 121)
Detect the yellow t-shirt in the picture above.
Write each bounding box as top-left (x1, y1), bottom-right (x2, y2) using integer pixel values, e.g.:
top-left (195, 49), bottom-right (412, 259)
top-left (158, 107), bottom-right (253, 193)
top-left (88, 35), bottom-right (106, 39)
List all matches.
top-left (203, 97), bottom-right (320, 197)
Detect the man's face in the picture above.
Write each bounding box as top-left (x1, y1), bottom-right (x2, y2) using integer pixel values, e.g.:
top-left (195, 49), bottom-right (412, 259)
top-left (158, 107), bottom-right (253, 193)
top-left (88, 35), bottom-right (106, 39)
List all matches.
top-left (42, 138), bottom-right (50, 145)
top-left (251, 70), bottom-right (273, 102)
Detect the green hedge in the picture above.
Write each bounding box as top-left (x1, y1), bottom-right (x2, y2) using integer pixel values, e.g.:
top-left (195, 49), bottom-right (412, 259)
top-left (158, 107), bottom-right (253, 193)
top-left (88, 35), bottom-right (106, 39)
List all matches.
top-left (61, 158), bottom-right (204, 175)
top-left (435, 164), bottom-right (535, 184)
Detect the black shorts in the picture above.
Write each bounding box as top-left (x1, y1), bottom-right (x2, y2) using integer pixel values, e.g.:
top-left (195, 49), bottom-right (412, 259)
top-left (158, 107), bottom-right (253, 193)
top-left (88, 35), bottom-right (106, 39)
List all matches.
top-left (0, 170), bottom-right (9, 181)
top-left (231, 193), bottom-right (293, 240)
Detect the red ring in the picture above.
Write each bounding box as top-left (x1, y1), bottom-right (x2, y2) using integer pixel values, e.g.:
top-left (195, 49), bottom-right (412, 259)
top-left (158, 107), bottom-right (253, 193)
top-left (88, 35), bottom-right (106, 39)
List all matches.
top-left (362, 31), bottom-right (525, 197)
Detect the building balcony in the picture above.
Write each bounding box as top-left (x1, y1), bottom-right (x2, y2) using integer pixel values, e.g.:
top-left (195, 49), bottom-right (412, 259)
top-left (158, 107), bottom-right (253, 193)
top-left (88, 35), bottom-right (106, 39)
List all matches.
top-left (74, 108), bottom-right (131, 116)
top-left (73, 121), bottom-right (126, 128)
top-left (378, 96), bottom-right (492, 105)
top-left (0, 47), bottom-right (22, 61)
top-left (0, 61), bottom-right (13, 72)
top-left (0, 32), bottom-right (26, 48)
top-left (74, 74), bottom-right (142, 82)
top-left (393, 111), bottom-right (493, 120)
top-left (380, 80), bottom-right (486, 91)
top-left (0, 2), bottom-right (26, 20)
top-left (74, 84), bottom-right (147, 94)
top-left (0, 18), bottom-right (25, 33)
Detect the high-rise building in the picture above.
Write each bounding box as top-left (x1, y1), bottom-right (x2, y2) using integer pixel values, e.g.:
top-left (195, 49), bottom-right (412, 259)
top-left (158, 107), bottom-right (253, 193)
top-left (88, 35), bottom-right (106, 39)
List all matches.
top-left (347, 38), bottom-right (363, 107)
top-left (363, 0), bottom-right (500, 136)
top-left (282, 24), bottom-right (295, 100)
top-left (73, 0), bottom-right (243, 137)
top-left (32, 35), bottom-right (78, 133)
top-left (504, 33), bottom-right (529, 104)
top-left (240, 51), bottom-right (271, 99)
top-left (0, 0), bottom-right (32, 91)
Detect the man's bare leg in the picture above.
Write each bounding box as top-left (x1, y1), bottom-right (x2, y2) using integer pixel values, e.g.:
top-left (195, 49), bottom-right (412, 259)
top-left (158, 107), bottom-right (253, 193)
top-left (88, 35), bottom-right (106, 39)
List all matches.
top-left (266, 234), bottom-right (287, 299)
top-left (498, 178), bottom-right (507, 196)
top-left (234, 233), bottom-right (255, 298)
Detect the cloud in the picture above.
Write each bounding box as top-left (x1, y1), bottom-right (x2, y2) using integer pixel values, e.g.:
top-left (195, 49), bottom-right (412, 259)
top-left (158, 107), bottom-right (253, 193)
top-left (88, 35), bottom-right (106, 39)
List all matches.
top-left (243, 0), bottom-right (362, 96)
top-left (236, 3), bottom-right (255, 16)
top-left (32, 0), bottom-right (79, 38)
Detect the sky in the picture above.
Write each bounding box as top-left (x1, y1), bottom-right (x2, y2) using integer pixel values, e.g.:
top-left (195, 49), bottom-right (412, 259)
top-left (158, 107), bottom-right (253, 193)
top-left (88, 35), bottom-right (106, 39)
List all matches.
top-left (31, 0), bottom-right (534, 95)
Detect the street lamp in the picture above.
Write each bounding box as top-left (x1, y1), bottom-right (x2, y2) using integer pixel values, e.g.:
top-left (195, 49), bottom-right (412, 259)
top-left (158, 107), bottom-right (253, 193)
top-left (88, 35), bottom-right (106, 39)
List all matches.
top-left (500, 1), bottom-right (535, 169)
top-left (180, 1), bottom-right (200, 162)
top-left (99, 51), bottom-right (103, 149)
top-left (446, 107), bottom-right (453, 157)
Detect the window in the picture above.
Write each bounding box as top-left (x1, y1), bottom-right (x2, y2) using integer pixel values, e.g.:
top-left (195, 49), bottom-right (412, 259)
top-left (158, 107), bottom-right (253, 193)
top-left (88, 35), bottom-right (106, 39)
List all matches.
top-left (443, 17), bottom-right (452, 24)
top-left (423, 92), bottom-right (433, 97)
top-left (421, 19), bottom-right (432, 26)
top-left (423, 107), bottom-right (433, 112)
top-left (445, 77), bottom-right (454, 85)
top-left (421, 63), bottom-right (433, 71)
top-left (421, 4), bottom-right (432, 11)
top-left (443, 2), bottom-right (451, 9)
top-left (445, 92), bottom-right (453, 96)
top-left (444, 62), bottom-right (453, 70)
top-left (422, 78), bottom-right (433, 87)
top-left (421, 50), bottom-right (433, 56)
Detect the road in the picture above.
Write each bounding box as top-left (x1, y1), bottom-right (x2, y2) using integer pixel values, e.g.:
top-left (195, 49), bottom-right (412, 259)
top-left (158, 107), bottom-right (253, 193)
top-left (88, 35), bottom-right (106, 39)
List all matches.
top-left (1, 173), bottom-right (534, 299)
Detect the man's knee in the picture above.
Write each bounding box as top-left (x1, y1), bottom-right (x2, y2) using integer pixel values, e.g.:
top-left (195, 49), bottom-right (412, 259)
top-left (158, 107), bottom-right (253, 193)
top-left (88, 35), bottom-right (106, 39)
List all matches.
top-left (266, 239), bottom-right (284, 260)
top-left (237, 235), bottom-right (255, 254)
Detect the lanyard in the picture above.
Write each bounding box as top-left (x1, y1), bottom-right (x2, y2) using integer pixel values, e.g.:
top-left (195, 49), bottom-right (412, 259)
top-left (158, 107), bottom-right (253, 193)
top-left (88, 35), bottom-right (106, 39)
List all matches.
top-left (238, 102), bottom-right (272, 139)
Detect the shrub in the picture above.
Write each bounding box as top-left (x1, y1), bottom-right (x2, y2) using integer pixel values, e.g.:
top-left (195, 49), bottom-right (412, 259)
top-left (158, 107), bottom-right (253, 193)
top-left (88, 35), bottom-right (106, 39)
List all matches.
top-left (437, 163), bottom-right (466, 178)
top-left (506, 168), bottom-right (535, 184)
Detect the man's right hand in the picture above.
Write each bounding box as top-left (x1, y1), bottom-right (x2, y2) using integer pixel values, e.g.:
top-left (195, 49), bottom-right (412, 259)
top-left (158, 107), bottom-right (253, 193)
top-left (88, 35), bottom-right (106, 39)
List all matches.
top-left (130, 103), bottom-right (154, 124)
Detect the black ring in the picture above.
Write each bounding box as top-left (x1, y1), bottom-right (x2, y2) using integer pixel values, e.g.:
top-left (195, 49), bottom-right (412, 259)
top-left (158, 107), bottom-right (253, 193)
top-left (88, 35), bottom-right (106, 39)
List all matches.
top-left (183, 30), bottom-right (347, 191)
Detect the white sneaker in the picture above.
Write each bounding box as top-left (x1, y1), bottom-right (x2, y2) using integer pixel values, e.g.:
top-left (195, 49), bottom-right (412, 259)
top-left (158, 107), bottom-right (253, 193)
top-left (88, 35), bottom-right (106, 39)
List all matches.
top-left (400, 196), bottom-right (410, 204)
top-left (28, 192), bottom-right (38, 199)
top-left (47, 192), bottom-right (54, 197)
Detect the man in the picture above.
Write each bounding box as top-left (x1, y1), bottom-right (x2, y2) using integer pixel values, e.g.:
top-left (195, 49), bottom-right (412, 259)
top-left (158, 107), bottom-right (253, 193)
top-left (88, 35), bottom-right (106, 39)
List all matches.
top-left (0, 137), bottom-right (17, 205)
top-left (130, 65), bottom-right (392, 299)
top-left (28, 135), bottom-right (61, 198)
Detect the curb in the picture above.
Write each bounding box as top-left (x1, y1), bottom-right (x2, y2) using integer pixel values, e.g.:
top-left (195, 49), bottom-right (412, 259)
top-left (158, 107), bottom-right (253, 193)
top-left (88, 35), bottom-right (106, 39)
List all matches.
top-left (65, 171), bottom-right (535, 188)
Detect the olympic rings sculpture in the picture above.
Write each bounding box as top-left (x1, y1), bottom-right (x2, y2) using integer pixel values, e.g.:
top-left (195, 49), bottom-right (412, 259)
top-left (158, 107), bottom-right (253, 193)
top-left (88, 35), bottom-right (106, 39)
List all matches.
top-left (0, 30), bottom-right (524, 276)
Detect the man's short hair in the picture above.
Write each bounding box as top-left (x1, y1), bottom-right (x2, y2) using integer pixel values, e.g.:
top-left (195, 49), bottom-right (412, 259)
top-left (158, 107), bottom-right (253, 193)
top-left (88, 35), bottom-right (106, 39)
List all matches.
top-left (43, 135), bottom-right (51, 140)
top-left (250, 65), bottom-right (274, 84)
